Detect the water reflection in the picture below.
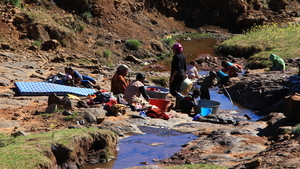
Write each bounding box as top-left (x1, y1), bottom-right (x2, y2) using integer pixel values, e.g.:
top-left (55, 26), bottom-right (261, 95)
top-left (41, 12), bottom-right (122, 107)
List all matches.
top-left (83, 127), bottom-right (197, 169)
top-left (198, 71), bottom-right (263, 121)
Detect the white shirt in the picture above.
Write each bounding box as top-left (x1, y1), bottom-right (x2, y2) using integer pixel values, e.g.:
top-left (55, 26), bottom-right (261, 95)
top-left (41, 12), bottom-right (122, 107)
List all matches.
top-left (186, 65), bottom-right (199, 79)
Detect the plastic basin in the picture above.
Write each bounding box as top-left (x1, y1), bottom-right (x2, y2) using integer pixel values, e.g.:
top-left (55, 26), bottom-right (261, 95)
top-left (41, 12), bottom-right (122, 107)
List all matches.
top-left (149, 98), bottom-right (171, 112)
top-left (194, 100), bottom-right (220, 115)
top-left (145, 86), bottom-right (169, 99)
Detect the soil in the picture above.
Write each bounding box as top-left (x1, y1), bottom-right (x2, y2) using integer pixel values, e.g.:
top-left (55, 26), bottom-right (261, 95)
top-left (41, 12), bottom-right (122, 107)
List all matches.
top-left (1, 0), bottom-right (300, 168)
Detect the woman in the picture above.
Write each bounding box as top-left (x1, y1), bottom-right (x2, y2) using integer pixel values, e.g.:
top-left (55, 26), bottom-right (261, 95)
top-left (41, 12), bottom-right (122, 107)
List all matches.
top-left (111, 64), bottom-right (129, 95)
top-left (169, 43), bottom-right (187, 107)
top-left (221, 61), bottom-right (243, 77)
top-left (269, 53), bottom-right (285, 71)
top-left (186, 60), bottom-right (200, 79)
top-left (124, 73), bottom-right (149, 104)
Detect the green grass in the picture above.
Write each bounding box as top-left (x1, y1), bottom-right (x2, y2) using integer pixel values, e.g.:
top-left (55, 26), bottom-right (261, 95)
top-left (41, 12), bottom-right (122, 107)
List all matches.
top-left (64, 112), bottom-right (79, 121)
top-left (172, 33), bottom-right (216, 40)
top-left (164, 164), bottom-right (227, 169)
top-left (162, 37), bottom-right (176, 47)
top-left (0, 128), bottom-right (114, 169)
top-left (126, 39), bottom-right (141, 50)
top-left (292, 124), bottom-right (300, 134)
top-left (33, 40), bottom-right (42, 48)
top-left (5, 0), bottom-right (22, 8)
top-left (219, 22), bottom-right (300, 68)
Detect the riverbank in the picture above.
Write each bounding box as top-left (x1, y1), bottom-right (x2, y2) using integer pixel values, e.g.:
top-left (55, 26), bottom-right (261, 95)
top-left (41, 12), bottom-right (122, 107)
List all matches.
top-left (0, 57), bottom-right (299, 168)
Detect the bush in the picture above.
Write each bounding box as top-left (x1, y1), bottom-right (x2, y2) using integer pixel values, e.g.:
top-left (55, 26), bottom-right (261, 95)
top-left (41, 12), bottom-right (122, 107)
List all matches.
top-left (5, 0), bottom-right (22, 8)
top-left (126, 39), bottom-right (141, 50)
top-left (162, 38), bottom-right (175, 47)
top-left (103, 49), bottom-right (113, 58)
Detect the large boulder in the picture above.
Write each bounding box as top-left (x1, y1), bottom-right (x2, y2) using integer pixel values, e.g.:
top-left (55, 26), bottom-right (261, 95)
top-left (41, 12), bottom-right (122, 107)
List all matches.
top-left (284, 93), bottom-right (300, 122)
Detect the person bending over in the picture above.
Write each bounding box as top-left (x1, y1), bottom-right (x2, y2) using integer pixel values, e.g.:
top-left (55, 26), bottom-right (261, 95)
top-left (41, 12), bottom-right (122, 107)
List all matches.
top-left (178, 89), bottom-right (201, 117)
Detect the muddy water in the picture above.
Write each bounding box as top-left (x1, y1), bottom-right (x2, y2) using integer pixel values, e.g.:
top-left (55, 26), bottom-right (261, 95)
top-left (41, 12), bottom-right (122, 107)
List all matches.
top-left (83, 127), bottom-right (197, 169)
top-left (145, 39), bottom-right (217, 72)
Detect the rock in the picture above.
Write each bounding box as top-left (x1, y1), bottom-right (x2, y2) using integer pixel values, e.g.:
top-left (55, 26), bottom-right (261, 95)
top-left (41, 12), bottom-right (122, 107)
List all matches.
top-left (125, 55), bottom-right (142, 64)
top-left (62, 110), bottom-right (72, 116)
top-left (48, 93), bottom-right (61, 106)
top-left (30, 24), bottom-right (50, 41)
top-left (244, 157), bottom-right (262, 168)
top-left (45, 103), bottom-right (57, 114)
top-left (42, 39), bottom-right (60, 50)
top-left (60, 96), bottom-right (72, 110)
top-left (1, 44), bottom-right (10, 50)
top-left (284, 93), bottom-right (300, 122)
top-left (11, 131), bottom-right (28, 137)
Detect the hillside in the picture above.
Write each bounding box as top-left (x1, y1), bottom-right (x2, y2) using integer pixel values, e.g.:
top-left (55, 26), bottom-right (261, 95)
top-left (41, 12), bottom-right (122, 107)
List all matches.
top-left (1, 0), bottom-right (300, 73)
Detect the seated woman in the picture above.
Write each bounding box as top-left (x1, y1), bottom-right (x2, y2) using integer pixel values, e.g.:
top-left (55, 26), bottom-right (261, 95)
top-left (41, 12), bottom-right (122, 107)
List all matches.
top-left (221, 61), bottom-right (243, 77)
top-left (124, 73), bottom-right (149, 104)
top-left (186, 60), bottom-right (200, 79)
top-left (111, 64), bottom-right (129, 95)
top-left (64, 67), bottom-right (99, 89)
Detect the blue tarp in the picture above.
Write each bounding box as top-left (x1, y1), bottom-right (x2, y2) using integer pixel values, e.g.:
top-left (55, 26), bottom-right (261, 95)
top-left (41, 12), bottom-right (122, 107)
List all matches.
top-left (15, 82), bottom-right (96, 96)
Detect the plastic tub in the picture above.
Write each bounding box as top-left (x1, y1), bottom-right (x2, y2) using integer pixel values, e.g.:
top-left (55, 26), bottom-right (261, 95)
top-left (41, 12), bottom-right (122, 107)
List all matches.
top-left (149, 98), bottom-right (171, 112)
top-left (145, 86), bottom-right (169, 99)
top-left (194, 100), bottom-right (220, 115)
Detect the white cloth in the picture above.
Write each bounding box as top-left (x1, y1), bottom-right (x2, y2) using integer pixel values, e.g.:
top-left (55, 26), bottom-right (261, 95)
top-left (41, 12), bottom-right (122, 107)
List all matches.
top-left (186, 65), bottom-right (199, 79)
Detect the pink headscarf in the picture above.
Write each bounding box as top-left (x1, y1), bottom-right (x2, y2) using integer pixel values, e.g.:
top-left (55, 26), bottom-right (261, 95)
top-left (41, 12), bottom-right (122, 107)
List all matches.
top-left (172, 43), bottom-right (183, 53)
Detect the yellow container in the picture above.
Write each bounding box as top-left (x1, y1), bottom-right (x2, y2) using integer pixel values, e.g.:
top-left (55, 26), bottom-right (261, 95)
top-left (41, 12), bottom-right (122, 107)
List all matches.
top-left (180, 78), bottom-right (193, 95)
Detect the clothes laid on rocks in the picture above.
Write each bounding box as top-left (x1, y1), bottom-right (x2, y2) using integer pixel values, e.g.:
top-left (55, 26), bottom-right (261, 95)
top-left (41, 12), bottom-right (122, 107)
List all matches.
top-left (124, 80), bottom-right (145, 104)
top-left (145, 106), bottom-right (170, 120)
top-left (222, 62), bottom-right (243, 77)
top-left (269, 53), bottom-right (285, 71)
top-left (111, 71), bottom-right (129, 95)
top-left (186, 64), bottom-right (199, 79)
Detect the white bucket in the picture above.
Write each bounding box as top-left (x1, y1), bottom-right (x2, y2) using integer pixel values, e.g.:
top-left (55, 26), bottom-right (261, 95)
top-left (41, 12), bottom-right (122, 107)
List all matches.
top-left (180, 78), bottom-right (193, 95)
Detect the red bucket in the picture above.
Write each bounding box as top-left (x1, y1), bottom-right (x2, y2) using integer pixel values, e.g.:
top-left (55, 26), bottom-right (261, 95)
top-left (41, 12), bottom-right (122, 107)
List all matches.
top-left (149, 98), bottom-right (170, 112)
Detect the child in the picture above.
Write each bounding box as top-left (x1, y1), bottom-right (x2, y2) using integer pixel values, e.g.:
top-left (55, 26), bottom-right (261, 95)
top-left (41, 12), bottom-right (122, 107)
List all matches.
top-left (200, 71), bottom-right (217, 100)
top-left (178, 89), bottom-right (201, 117)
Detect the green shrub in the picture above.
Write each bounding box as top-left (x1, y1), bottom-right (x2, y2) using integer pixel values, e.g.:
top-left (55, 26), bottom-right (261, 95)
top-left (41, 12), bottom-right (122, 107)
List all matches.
top-left (292, 124), bottom-right (300, 134)
top-left (82, 11), bottom-right (93, 22)
top-left (64, 112), bottom-right (79, 121)
top-left (103, 49), bottom-right (113, 58)
top-left (33, 40), bottom-right (42, 48)
top-left (126, 39), bottom-right (141, 50)
top-left (162, 38), bottom-right (176, 47)
top-left (5, 0), bottom-right (22, 8)
top-left (95, 39), bottom-right (104, 46)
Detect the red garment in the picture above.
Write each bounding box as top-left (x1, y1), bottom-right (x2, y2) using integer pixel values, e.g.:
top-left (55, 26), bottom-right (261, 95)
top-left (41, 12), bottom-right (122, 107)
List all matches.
top-left (146, 106), bottom-right (170, 120)
top-left (222, 64), bottom-right (242, 77)
top-left (111, 71), bottom-right (129, 95)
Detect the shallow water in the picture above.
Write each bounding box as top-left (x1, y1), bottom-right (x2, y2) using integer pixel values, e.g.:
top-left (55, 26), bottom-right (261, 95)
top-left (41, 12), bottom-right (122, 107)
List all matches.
top-left (83, 127), bottom-right (197, 169)
top-left (84, 39), bottom-right (262, 169)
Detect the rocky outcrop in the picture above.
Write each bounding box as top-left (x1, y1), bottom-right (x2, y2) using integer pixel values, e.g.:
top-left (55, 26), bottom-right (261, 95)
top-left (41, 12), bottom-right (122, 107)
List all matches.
top-left (224, 71), bottom-right (295, 113)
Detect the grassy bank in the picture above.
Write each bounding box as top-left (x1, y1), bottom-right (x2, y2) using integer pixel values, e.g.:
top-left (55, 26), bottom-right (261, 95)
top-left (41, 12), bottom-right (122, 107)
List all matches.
top-left (218, 22), bottom-right (300, 69)
top-left (0, 128), bottom-right (117, 169)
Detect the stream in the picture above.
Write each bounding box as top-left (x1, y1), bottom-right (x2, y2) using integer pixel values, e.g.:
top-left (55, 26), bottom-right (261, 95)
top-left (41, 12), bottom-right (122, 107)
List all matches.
top-left (84, 39), bottom-right (263, 169)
